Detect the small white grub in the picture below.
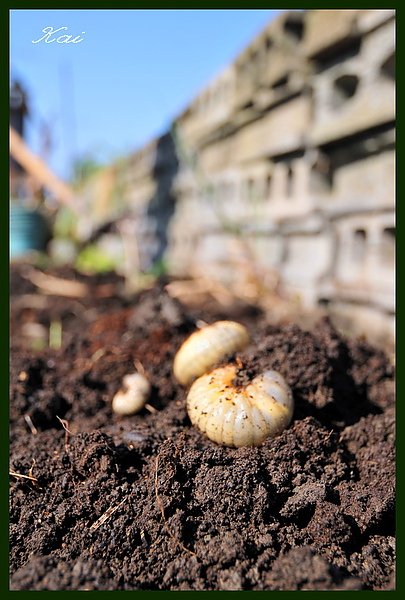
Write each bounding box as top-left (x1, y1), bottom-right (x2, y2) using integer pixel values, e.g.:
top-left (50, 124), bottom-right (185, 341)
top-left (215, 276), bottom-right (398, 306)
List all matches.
top-left (173, 320), bottom-right (250, 386)
top-left (112, 373), bottom-right (151, 416)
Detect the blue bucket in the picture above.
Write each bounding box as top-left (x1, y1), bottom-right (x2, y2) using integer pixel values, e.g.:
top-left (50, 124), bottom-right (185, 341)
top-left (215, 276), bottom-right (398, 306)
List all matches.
top-left (10, 204), bottom-right (51, 259)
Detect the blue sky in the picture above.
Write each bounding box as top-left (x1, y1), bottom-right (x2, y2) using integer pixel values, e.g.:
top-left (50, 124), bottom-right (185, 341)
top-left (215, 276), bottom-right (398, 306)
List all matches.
top-left (10, 9), bottom-right (281, 180)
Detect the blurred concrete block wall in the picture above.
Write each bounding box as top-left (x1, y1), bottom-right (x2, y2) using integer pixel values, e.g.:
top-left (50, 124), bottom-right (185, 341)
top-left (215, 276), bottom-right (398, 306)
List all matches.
top-left (168, 8), bottom-right (395, 340)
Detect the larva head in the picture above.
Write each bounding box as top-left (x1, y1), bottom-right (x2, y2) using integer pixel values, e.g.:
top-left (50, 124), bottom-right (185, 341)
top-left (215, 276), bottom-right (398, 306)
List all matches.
top-left (122, 373), bottom-right (151, 396)
top-left (112, 373), bottom-right (151, 416)
top-left (173, 321), bottom-right (250, 386)
top-left (186, 365), bottom-right (294, 447)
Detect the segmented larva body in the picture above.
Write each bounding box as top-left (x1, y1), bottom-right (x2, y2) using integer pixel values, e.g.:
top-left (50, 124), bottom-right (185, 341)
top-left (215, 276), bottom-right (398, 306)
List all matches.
top-left (112, 373), bottom-right (151, 416)
top-left (186, 365), bottom-right (294, 447)
top-left (173, 321), bottom-right (250, 386)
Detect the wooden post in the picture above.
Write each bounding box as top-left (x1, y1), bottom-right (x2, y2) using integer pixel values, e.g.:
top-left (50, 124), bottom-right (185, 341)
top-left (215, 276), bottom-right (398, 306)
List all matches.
top-left (9, 126), bottom-right (78, 212)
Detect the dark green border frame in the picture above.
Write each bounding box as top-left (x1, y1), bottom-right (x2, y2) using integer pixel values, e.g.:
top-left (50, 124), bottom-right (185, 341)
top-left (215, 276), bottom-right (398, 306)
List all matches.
top-left (3, 1), bottom-right (402, 11)
top-left (3, 1), bottom-right (399, 597)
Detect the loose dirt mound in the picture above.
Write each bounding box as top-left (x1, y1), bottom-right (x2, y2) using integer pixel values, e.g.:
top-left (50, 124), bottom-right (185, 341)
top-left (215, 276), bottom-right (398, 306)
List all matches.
top-left (9, 266), bottom-right (395, 590)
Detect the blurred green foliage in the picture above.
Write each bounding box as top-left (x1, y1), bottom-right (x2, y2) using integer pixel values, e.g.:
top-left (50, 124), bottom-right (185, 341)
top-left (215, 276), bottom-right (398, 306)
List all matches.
top-left (53, 206), bottom-right (78, 240)
top-left (73, 157), bottom-right (103, 184)
top-left (149, 258), bottom-right (169, 278)
top-left (75, 244), bottom-right (118, 274)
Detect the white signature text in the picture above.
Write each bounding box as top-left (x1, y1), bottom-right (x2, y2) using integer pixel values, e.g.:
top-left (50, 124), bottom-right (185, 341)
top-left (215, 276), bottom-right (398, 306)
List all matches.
top-left (32, 26), bottom-right (85, 44)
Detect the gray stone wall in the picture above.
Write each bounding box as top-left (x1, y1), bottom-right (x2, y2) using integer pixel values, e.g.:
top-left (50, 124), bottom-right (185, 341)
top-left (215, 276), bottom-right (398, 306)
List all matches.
top-left (167, 9), bottom-right (395, 341)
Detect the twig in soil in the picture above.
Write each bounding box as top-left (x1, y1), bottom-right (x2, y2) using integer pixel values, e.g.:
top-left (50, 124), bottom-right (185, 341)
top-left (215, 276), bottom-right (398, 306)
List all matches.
top-left (154, 454), bottom-right (196, 557)
top-left (9, 470), bottom-right (38, 483)
top-left (28, 459), bottom-right (36, 479)
top-left (166, 278), bottom-right (235, 307)
top-left (24, 414), bottom-right (38, 435)
top-left (133, 358), bottom-right (146, 376)
top-left (21, 267), bottom-right (89, 298)
top-left (56, 416), bottom-right (72, 449)
top-left (90, 348), bottom-right (107, 363)
top-left (13, 294), bottom-right (50, 310)
top-left (90, 498), bottom-right (126, 532)
top-left (236, 356), bottom-right (244, 370)
top-left (140, 529), bottom-right (148, 547)
top-left (49, 320), bottom-right (62, 350)
top-left (133, 360), bottom-right (157, 413)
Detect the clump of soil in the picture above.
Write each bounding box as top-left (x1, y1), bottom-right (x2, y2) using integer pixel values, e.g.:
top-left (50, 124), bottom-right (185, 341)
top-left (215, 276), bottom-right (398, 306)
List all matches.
top-left (9, 266), bottom-right (395, 590)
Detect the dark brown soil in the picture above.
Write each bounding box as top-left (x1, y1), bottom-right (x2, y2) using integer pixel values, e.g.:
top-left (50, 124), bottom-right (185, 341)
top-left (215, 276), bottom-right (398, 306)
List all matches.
top-left (9, 266), bottom-right (396, 590)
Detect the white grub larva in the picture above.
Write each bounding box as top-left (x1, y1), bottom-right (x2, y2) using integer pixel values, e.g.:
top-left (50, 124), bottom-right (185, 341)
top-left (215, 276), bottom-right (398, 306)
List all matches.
top-left (112, 373), bottom-right (151, 416)
top-left (186, 365), bottom-right (294, 447)
top-left (173, 321), bottom-right (250, 386)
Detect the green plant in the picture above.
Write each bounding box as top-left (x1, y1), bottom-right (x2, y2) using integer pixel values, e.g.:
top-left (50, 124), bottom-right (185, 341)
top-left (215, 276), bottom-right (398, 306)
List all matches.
top-left (75, 244), bottom-right (118, 274)
top-left (149, 258), bottom-right (169, 278)
top-left (53, 206), bottom-right (78, 240)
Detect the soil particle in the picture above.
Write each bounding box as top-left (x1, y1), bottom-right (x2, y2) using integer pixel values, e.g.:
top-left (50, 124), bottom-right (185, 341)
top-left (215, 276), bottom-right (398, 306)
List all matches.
top-left (264, 546), bottom-right (363, 590)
